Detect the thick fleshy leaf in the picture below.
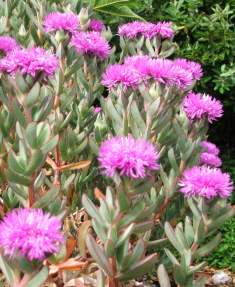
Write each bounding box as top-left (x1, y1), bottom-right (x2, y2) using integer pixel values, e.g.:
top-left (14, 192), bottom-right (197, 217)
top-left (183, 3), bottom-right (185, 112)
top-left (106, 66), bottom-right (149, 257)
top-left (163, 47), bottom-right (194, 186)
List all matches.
top-left (195, 233), bottom-right (221, 257)
top-left (86, 234), bottom-right (113, 277)
top-left (165, 222), bottom-right (185, 253)
top-left (117, 253), bottom-right (158, 281)
top-left (157, 264), bottom-right (171, 287)
top-left (33, 187), bottom-right (60, 208)
top-left (25, 266), bottom-right (49, 287)
top-left (77, 220), bottom-right (91, 257)
top-left (0, 255), bottom-right (15, 285)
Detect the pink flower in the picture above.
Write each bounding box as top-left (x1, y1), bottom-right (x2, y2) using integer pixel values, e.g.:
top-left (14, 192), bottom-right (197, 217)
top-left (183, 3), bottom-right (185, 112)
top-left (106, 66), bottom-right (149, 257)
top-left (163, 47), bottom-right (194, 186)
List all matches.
top-left (89, 19), bottom-right (104, 32)
top-left (94, 106), bottom-right (102, 113)
top-left (124, 55), bottom-right (152, 79)
top-left (0, 208), bottom-right (64, 261)
top-left (149, 59), bottom-right (193, 89)
top-left (102, 57), bottom-right (194, 90)
top-left (118, 21), bottom-right (174, 39)
top-left (0, 47), bottom-right (58, 77)
top-left (183, 91), bottom-right (223, 123)
top-left (200, 141), bottom-right (220, 155)
top-left (102, 64), bottom-right (142, 89)
top-left (142, 22), bottom-right (159, 38)
top-left (200, 152), bottom-right (222, 167)
top-left (154, 21), bottom-right (174, 38)
top-left (179, 166), bottom-right (233, 198)
top-left (0, 36), bottom-right (20, 55)
top-left (98, 136), bottom-right (160, 179)
top-left (44, 12), bottom-right (79, 33)
top-left (174, 59), bottom-right (203, 80)
top-left (71, 32), bottom-right (111, 59)
top-left (118, 21), bottom-right (146, 39)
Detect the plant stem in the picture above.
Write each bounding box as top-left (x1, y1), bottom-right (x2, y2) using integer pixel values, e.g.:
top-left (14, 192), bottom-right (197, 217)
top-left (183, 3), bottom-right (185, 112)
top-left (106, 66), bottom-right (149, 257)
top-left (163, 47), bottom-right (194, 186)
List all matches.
top-left (28, 174), bottom-right (35, 207)
top-left (155, 160), bottom-right (186, 221)
top-left (109, 257), bottom-right (119, 287)
top-left (54, 140), bottom-right (61, 188)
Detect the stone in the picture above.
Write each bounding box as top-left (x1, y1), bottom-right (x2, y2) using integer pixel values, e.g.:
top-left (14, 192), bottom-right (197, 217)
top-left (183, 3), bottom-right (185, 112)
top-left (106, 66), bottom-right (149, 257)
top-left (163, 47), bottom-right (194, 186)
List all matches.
top-left (211, 271), bottom-right (232, 285)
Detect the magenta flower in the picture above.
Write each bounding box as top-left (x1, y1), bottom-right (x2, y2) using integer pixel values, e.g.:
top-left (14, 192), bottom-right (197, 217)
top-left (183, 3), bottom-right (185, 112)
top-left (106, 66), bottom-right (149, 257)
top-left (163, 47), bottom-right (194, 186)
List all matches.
top-left (102, 64), bottom-right (142, 89)
top-left (0, 47), bottom-right (58, 77)
top-left (102, 57), bottom-right (194, 90)
top-left (200, 140), bottom-right (220, 155)
top-left (71, 32), bottom-right (111, 59)
top-left (118, 21), bottom-right (174, 39)
top-left (94, 106), bottom-right (102, 113)
top-left (149, 59), bottom-right (193, 89)
top-left (44, 12), bottom-right (79, 33)
top-left (0, 36), bottom-right (20, 55)
top-left (179, 166), bottom-right (233, 198)
top-left (200, 152), bottom-right (222, 167)
top-left (118, 21), bottom-right (146, 39)
top-left (142, 22), bottom-right (159, 38)
top-left (0, 208), bottom-right (64, 261)
top-left (89, 19), bottom-right (104, 32)
top-left (124, 55), bottom-right (152, 79)
top-left (183, 91), bottom-right (223, 123)
top-left (154, 21), bottom-right (174, 38)
top-left (174, 59), bottom-right (203, 80)
top-left (98, 136), bottom-right (160, 179)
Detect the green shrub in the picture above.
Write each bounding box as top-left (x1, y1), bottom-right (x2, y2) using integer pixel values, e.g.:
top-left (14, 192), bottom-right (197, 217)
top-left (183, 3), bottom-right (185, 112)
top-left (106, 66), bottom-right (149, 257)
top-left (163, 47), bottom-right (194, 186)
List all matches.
top-left (141, 0), bottom-right (235, 95)
top-left (207, 218), bottom-right (235, 270)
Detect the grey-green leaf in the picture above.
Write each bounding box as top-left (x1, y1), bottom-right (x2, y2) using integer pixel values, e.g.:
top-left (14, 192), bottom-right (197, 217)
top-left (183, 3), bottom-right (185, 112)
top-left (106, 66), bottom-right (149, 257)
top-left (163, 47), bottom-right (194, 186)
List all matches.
top-left (86, 234), bottom-right (113, 277)
top-left (157, 264), bottom-right (171, 287)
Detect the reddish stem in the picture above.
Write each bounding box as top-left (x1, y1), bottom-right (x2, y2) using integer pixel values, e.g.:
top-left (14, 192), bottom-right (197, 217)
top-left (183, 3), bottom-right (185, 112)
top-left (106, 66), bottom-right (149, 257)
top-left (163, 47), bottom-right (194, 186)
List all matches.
top-left (155, 160), bottom-right (186, 222)
top-left (28, 174), bottom-right (35, 207)
top-left (109, 257), bottom-right (119, 287)
top-left (54, 142), bottom-right (61, 188)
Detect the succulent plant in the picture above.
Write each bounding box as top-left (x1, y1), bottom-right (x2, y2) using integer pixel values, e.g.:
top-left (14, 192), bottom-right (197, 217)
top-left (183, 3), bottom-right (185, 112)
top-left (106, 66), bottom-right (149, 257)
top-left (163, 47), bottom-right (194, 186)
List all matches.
top-left (0, 1), bottom-right (233, 287)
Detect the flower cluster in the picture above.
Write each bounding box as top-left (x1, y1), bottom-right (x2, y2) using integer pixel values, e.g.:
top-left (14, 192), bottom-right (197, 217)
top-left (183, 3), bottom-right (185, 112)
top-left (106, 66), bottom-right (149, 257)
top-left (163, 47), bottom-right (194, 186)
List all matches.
top-left (89, 19), bottom-right (104, 32)
top-left (0, 36), bottom-right (20, 55)
top-left (183, 91), bottom-right (223, 123)
top-left (0, 47), bottom-right (58, 77)
top-left (102, 55), bottom-right (201, 90)
top-left (200, 140), bottom-right (222, 167)
top-left (0, 47), bottom-right (59, 77)
top-left (44, 12), bottom-right (79, 33)
top-left (118, 21), bottom-right (174, 39)
top-left (0, 208), bottom-right (64, 261)
top-left (98, 136), bottom-right (160, 179)
top-left (179, 166), bottom-right (233, 199)
top-left (71, 32), bottom-right (111, 59)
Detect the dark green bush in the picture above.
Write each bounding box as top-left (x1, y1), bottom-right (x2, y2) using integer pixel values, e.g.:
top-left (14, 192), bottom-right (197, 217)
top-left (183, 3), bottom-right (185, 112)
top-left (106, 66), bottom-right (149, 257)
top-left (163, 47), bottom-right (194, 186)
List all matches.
top-left (207, 218), bottom-right (235, 270)
top-left (140, 0), bottom-right (235, 95)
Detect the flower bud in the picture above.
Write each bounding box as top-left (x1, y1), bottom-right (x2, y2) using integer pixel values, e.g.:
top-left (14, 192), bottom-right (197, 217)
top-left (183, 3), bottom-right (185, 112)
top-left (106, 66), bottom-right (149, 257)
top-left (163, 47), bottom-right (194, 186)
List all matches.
top-left (102, 27), bottom-right (113, 41)
top-left (78, 8), bottom-right (89, 26)
top-left (55, 30), bottom-right (67, 43)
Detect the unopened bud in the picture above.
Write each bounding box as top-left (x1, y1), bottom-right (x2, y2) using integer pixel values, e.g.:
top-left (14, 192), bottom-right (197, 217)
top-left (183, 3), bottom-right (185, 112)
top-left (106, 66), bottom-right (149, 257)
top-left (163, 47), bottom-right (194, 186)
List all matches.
top-left (55, 30), bottom-right (67, 43)
top-left (101, 27), bottom-right (113, 41)
top-left (78, 8), bottom-right (89, 26)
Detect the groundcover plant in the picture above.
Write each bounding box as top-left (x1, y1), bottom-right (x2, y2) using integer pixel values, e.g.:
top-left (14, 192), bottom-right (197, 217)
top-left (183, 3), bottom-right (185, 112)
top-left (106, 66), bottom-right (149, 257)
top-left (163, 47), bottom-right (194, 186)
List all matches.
top-left (0, 1), bottom-right (234, 287)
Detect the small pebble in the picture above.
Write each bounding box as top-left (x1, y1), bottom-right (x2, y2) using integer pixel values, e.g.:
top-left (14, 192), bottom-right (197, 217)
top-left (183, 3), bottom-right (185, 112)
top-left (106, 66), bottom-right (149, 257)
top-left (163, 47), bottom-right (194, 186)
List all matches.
top-left (212, 271), bottom-right (232, 285)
